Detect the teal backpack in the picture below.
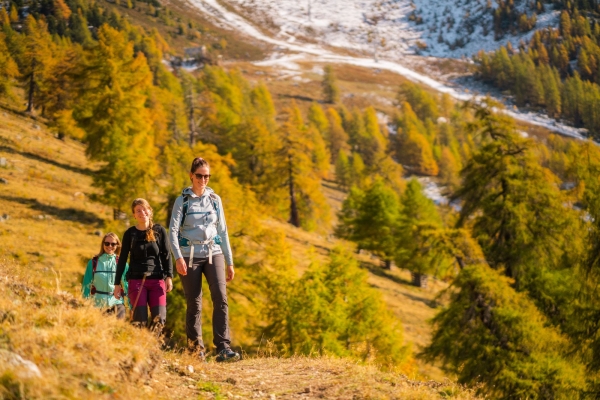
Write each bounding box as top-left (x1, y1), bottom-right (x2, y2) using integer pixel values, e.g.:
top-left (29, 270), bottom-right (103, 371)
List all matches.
top-left (90, 255), bottom-right (120, 296)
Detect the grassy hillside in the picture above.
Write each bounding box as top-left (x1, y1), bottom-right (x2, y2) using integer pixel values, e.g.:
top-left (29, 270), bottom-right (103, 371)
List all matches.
top-left (0, 109), bottom-right (478, 398)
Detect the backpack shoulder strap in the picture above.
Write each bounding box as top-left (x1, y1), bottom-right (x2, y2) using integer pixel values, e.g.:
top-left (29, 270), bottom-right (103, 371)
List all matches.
top-left (92, 256), bottom-right (99, 273)
top-left (209, 193), bottom-right (220, 225)
top-left (180, 194), bottom-right (190, 230)
top-left (152, 223), bottom-right (162, 242)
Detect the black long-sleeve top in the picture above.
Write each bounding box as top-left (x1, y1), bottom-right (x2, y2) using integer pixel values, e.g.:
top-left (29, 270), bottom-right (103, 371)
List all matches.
top-left (115, 224), bottom-right (173, 285)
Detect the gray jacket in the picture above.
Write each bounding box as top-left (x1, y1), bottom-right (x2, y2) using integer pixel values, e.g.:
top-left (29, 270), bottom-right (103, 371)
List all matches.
top-left (168, 186), bottom-right (233, 266)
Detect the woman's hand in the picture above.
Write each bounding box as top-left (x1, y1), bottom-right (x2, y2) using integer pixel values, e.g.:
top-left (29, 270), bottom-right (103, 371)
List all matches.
top-left (176, 257), bottom-right (187, 276)
top-left (226, 265), bottom-right (235, 282)
top-left (165, 277), bottom-right (173, 293)
top-left (113, 284), bottom-right (123, 300)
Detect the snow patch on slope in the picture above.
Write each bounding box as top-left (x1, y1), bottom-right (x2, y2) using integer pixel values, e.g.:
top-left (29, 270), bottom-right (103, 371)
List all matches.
top-left (222, 0), bottom-right (559, 58)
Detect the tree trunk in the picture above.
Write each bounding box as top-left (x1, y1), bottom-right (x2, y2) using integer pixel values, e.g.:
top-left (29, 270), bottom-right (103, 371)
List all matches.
top-left (26, 70), bottom-right (35, 113)
top-left (384, 259), bottom-right (393, 270)
top-left (189, 102), bottom-right (196, 146)
top-left (411, 272), bottom-right (428, 288)
top-left (165, 194), bottom-right (178, 226)
top-left (186, 84), bottom-right (196, 146)
top-left (288, 157), bottom-right (299, 227)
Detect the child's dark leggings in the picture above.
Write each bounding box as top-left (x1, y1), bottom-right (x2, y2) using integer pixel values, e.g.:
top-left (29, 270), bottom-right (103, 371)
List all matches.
top-left (179, 254), bottom-right (231, 353)
top-left (128, 278), bottom-right (167, 328)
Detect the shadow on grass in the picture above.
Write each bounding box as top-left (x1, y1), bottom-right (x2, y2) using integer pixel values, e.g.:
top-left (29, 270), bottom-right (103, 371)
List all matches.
top-left (278, 93), bottom-right (319, 103)
top-left (361, 261), bottom-right (413, 286)
top-left (0, 145), bottom-right (94, 176)
top-left (0, 194), bottom-right (103, 226)
top-left (363, 262), bottom-right (440, 308)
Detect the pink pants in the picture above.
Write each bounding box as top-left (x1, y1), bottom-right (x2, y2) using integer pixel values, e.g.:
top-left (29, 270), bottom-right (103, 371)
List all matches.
top-left (128, 279), bottom-right (166, 326)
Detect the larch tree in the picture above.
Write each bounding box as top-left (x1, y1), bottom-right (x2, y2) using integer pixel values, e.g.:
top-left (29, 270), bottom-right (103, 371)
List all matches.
top-left (454, 101), bottom-right (574, 290)
top-left (335, 149), bottom-right (351, 189)
top-left (0, 32), bottom-right (19, 100)
top-left (0, 9), bottom-right (10, 26)
top-left (326, 107), bottom-right (350, 163)
top-left (394, 179), bottom-right (445, 276)
top-left (20, 16), bottom-right (55, 113)
top-left (74, 24), bottom-right (158, 212)
top-left (322, 65), bottom-right (340, 104)
top-left (278, 103), bottom-right (330, 230)
top-left (307, 102), bottom-right (329, 137)
top-left (336, 178), bottom-right (400, 268)
top-left (423, 263), bottom-right (587, 399)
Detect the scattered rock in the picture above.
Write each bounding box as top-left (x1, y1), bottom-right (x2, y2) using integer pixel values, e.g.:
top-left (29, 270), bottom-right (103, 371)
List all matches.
top-left (303, 387), bottom-right (312, 393)
top-left (1, 214), bottom-right (8, 220)
top-left (269, 395), bottom-right (276, 400)
top-left (0, 177), bottom-right (7, 184)
top-left (0, 157), bottom-right (6, 167)
top-left (186, 365), bottom-right (194, 374)
top-left (94, 230), bottom-right (103, 237)
top-left (0, 349), bottom-right (42, 379)
top-left (32, 124), bottom-right (40, 130)
top-left (225, 377), bottom-right (237, 385)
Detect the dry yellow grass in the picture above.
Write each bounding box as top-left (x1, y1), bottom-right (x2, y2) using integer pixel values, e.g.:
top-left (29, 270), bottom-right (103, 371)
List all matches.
top-left (0, 108), bottom-right (117, 292)
top-left (0, 257), bottom-right (164, 399)
top-left (0, 254), bottom-right (480, 399)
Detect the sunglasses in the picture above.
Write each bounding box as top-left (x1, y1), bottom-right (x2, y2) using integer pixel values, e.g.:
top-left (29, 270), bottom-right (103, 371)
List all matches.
top-left (194, 173), bottom-right (211, 180)
top-left (104, 242), bottom-right (118, 247)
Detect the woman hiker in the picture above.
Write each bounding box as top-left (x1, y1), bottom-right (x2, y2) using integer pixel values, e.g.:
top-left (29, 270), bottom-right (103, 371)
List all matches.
top-left (169, 157), bottom-right (240, 362)
top-left (82, 232), bottom-right (129, 319)
top-left (113, 198), bottom-right (173, 331)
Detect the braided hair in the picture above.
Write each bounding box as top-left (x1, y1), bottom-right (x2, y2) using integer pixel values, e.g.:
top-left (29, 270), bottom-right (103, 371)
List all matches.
top-left (131, 198), bottom-right (156, 242)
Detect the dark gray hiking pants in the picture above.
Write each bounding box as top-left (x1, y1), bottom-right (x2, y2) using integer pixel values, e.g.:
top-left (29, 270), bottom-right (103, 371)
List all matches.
top-left (180, 254), bottom-right (231, 353)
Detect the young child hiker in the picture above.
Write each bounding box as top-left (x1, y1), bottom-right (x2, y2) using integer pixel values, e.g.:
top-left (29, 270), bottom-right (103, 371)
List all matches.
top-left (114, 198), bottom-right (173, 332)
top-left (169, 157), bottom-right (240, 362)
top-left (82, 233), bottom-right (129, 319)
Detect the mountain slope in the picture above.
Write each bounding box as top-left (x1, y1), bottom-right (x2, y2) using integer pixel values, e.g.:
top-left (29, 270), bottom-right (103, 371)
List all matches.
top-left (218, 0), bottom-right (558, 58)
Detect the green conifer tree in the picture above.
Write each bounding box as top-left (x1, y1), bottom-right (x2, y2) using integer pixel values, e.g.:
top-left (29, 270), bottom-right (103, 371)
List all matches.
top-left (423, 264), bottom-right (587, 398)
top-left (322, 65), bottom-right (340, 104)
top-left (394, 179), bottom-right (445, 276)
top-left (455, 101), bottom-right (571, 287)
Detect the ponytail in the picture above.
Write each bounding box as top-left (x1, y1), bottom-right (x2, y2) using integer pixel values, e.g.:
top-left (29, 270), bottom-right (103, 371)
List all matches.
top-left (147, 217), bottom-right (156, 242)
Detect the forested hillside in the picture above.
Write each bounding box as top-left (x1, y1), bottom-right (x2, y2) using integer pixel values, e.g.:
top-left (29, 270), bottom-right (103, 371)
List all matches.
top-left (476, 1), bottom-right (600, 137)
top-left (4, 0), bottom-right (600, 398)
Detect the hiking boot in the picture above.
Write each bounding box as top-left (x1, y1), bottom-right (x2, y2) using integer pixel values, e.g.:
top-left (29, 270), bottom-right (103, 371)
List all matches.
top-left (215, 349), bottom-right (240, 363)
